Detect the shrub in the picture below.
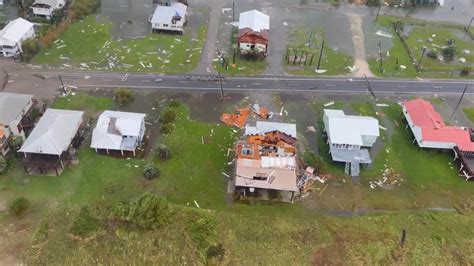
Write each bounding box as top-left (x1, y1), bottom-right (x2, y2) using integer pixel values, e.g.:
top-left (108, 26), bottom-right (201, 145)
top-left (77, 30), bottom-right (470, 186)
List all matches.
top-left (168, 99), bottom-right (181, 107)
top-left (460, 66), bottom-right (471, 77)
top-left (0, 156), bottom-right (7, 174)
top-left (112, 192), bottom-right (170, 229)
top-left (70, 206), bottom-right (101, 237)
top-left (426, 48), bottom-right (438, 59)
top-left (9, 136), bottom-right (23, 152)
top-left (9, 197), bottom-right (30, 217)
top-left (21, 38), bottom-right (39, 62)
top-left (156, 144), bottom-right (171, 161)
top-left (70, 0), bottom-right (100, 19)
top-left (303, 150), bottom-right (327, 174)
top-left (442, 46), bottom-right (456, 62)
top-left (160, 123), bottom-right (174, 135)
top-left (143, 163), bottom-right (160, 180)
top-left (114, 88), bottom-right (133, 106)
top-left (159, 108), bottom-right (177, 124)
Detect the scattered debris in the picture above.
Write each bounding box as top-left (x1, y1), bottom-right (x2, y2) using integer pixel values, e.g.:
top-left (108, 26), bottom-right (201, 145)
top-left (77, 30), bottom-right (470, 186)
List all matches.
top-left (252, 103), bottom-right (270, 119)
top-left (399, 65), bottom-right (407, 70)
top-left (222, 172), bottom-right (230, 178)
top-left (376, 103), bottom-right (389, 107)
top-left (323, 101), bottom-right (334, 107)
top-left (221, 108), bottom-right (251, 128)
top-left (193, 200), bottom-right (200, 208)
top-left (315, 69), bottom-right (327, 74)
top-left (379, 125), bottom-right (387, 131)
top-left (56, 45), bottom-right (66, 49)
top-left (375, 30), bottom-right (393, 38)
top-left (369, 168), bottom-right (403, 189)
top-left (306, 126), bottom-right (316, 132)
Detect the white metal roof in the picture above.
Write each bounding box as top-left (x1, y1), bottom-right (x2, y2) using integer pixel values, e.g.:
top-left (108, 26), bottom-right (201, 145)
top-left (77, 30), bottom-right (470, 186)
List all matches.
top-left (0, 92), bottom-right (33, 125)
top-left (324, 109), bottom-right (379, 146)
top-left (150, 2), bottom-right (187, 25)
top-left (238, 10), bottom-right (269, 32)
top-left (19, 109), bottom-right (84, 155)
top-left (32, 0), bottom-right (59, 7)
top-left (0, 18), bottom-right (34, 45)
top-left (245, 121), bottom-right (297, 138)
top-left (90, 110), bottom-right (146, 150)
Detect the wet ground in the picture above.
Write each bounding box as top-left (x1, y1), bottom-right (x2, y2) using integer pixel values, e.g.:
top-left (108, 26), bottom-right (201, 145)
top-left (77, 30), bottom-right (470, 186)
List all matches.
top-left (0, 2), bottom-right (18, 24)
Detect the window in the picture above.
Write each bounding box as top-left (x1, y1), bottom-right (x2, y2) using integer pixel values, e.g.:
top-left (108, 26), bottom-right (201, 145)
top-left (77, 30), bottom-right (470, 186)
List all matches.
top-left (163, 24), bottom-right (169, 27)
top-left (253, 173), bottom-right (267, 181)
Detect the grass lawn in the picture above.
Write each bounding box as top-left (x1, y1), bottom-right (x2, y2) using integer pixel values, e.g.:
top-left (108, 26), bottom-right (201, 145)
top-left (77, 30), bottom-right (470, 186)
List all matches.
top-left (463, 107), bottom-right (474, 123)
top-left (369, 16), bottom-right (473, 79)
top-left (0, 92), bottom-right (142, 208)
top-left (152, 104), bottom-right (236, 210)
top-left (214, 55), bottom-right (267, 76)
top-left (285, 27), bottom-right (353, 76)
top-left (33, 15), bottom-right (207, 73)
top-left (308, 100), bottom-right (474, 210)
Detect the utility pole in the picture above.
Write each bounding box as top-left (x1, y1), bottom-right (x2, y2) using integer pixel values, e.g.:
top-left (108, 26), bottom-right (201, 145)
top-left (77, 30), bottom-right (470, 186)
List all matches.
top-left (378, 41), bottom-right (384, 73)
top-left (416, 47), bottom-right (426, 72)
top-left (449, 85), bottom-right (469, 121)
top-left (58, 74), bottom-right (67, 94)
top-left (232, 2), bottom-right (235, 21)
top-left (217, 72), bottom-right (230, 100)
top-left (375, 4), bottom-right (382, 23)
top-left (364, 74), bottom-right (377, 102)
top-left (465, 17), bottom-right (473, 32)
top-left (316, 40), bottom-right (325, 70)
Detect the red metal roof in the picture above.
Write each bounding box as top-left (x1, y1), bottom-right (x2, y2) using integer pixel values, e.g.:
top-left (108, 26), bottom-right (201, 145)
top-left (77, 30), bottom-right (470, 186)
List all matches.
top-left (403, 98), bottom-right (474, 152)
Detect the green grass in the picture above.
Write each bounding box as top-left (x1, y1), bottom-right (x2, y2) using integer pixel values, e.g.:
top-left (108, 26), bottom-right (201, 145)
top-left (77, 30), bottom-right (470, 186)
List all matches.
top-left (463, 108), bottom-right (474, 123)
top-left (369, 15), bottom-right (473, 78)
top-left (214, 55), bottom-right (267, 76)
top-left (0, 92), bottom-right (142, 207)
top-left (33, 15), bottom-right (207, 73)
top-left (52, 91), bottom-right (115, 117)
top-left (285, 27), bottom-right (353, 76)
top-left (153, 104), bottom-right (236, 210)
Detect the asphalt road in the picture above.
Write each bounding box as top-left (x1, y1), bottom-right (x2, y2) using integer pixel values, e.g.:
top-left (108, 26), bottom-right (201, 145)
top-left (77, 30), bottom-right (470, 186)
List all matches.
top-left (53, 72), bottom-right (474, 96)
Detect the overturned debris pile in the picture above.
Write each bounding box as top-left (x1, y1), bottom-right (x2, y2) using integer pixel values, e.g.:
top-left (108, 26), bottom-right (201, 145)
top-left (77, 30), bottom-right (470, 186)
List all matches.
top-left (369, 168), bottom-right (403, 189)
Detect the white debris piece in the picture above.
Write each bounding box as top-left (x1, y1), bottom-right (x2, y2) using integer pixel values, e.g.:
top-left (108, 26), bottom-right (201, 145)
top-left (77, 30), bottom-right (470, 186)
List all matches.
top-left (283, 22), bottom-right (288, 26)
top-left (376, 103), bottom-right (389, 107)
top-left (379, 125), bottom-right (387, 131)
top-left (193, 200), bottom-right (200, 208)
top-left (375, 30), bottom-right (393, 38)
top-left (463, 49), bottom-right (470, 54)
top-left (315, 69), bottom-right (327, 73)
top-left (459, 57), bottom-right (466, 63)
top-left (347, 65), bottom-right (357, 72)
top-left (323, 101), bottom-right (334, 107)
top-left (399, 65), bottom-right (406, 70)
top-left (222, 7), bottom-right (231, 13)
top-left (222, 172), bottom-right (230, 178)
top-left (57, 45), bottom-right (66, 49)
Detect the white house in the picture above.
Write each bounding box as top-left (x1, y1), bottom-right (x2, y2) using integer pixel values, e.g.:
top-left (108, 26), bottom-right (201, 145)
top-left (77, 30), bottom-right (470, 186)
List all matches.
top-left (237, 10), bottom-right (270, 55)
top-left (0, 92), bottom-right (35, 156)
top-left (0, 18), bottom-right (35, 57)
top-left (18, 109), bottom-right (84, 176)
top-left (31, 0), bottom-right (66, 20)
top-left (323, 109), bottom-right (380, 177)
top-left (91, 111), bottom-right (146, 156)
top-left (149, 2), bottom-right (187, 33)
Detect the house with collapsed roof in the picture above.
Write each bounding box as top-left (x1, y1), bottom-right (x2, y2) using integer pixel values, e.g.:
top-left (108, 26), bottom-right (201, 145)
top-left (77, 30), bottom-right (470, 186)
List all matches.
top-left (31, 0), bottom-right (66, 20)
top-left (90, 111), bottom-right (146, 157)
top-left (0, 92), bottom-right (36, 156)
top-left (149, 1), bottom-right (187, 33)
top-left (18, 109), bottom-right (84, 176)
top-left (402, 98), bottom-right (474, 180)
top-left (0, 18), bottom-right (35, 57)
top-left (237, 10), bottom-right (269, 57)
top-left (234, 121), bottom-right (299, 202)
top-left (323, 109), bottom-right (380, 177)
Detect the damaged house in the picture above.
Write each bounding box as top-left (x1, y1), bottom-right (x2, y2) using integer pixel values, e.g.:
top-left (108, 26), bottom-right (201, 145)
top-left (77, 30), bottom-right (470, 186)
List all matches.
top-left (90, 111), bottom-right (146, 157)
top-left (237, 10), bottom-right (269, 57)
top-left (234, 121), bottom-right (299, 202)
top-left (402, 98), bottom-right (474, 180)
top-left (323, 109), bottom-right (380, 177)
top-left (149, 0), bottom-right (187, 34)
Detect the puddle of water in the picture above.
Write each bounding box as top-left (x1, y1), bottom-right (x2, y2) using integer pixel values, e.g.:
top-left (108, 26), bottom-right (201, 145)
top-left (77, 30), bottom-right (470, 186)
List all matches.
top-left (363, 16), bottom-right (394, 59)
top-left (98, 0), bottom-right (157, 38)
top-left (0, 3), bottom-right (18, 24)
